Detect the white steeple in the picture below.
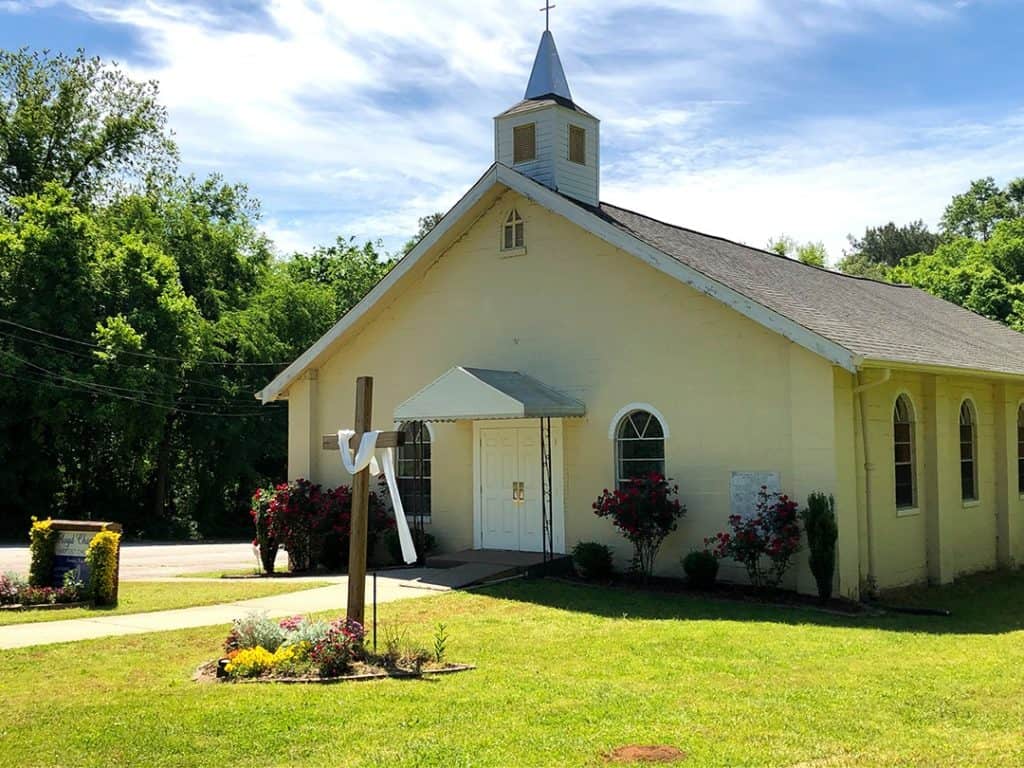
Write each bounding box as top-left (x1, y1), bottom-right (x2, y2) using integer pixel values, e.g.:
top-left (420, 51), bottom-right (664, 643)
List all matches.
top-left (494, 24), bottom-right (600, 206)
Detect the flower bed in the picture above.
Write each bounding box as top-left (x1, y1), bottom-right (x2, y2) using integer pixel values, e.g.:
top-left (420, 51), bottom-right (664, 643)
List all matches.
top-left (0, 571), bottom-right (88, 610)
top-left (197, 611), bottom-right (473, 684)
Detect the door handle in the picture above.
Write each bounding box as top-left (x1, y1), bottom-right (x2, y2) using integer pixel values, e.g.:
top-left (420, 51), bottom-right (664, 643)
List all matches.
top-left (512, 481), bottom-right (524, 503)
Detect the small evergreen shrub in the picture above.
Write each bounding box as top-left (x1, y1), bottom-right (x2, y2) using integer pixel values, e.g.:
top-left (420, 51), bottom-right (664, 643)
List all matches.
top-left (28, 518), bottom-right (57, 587)
top-left (572, 541), bottom-right (615, 580)
top-left (85, 529), bottom-right (121, 605)
top-left (801, 492), bottom-right (838, 602)
top-left (682, 550), bottom-right (719, 589)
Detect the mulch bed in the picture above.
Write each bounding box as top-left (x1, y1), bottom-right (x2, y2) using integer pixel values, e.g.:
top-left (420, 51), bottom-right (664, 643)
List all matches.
top-left (192, 660), bottom-right (475, 684)
top-left (553, 574), bottom-right (872, 616)
top-left (0, 601), bottom-right (92, 612)
top-left (605, 745), bottom-right (687, 764)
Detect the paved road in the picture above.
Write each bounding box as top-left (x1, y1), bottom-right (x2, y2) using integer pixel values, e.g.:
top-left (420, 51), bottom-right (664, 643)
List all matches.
top-left (0, 541), bottom-right (287, 579)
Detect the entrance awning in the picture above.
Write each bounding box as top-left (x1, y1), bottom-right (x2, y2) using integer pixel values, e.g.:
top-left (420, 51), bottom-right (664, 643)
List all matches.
top-left (393, 367), bottom-right (585, 422)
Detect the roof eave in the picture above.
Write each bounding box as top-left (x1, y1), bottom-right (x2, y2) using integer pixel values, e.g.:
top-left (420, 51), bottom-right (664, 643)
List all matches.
top-left (255, 164), bottom-right (504, 403)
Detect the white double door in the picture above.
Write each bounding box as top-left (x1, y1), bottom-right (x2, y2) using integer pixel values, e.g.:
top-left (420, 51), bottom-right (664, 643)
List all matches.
top-left (480, 427), bottom-right (544, 552)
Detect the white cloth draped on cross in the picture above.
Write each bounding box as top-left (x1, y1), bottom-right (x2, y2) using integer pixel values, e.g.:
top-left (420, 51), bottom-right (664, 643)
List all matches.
top-left (337, 429), bottom-right (417, 565)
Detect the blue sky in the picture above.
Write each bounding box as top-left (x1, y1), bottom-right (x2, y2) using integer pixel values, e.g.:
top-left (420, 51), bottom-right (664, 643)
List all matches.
top-left (1, 0), bottom-right (1022, 262)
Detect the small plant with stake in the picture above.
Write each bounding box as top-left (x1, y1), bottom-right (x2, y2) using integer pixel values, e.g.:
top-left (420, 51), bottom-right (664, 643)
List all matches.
top-left (432, 622), bottom-right (448, 663)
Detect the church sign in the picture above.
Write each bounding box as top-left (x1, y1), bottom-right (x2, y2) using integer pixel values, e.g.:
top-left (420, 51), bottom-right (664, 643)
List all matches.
top-left (48, 520), bottom-right (122, 588)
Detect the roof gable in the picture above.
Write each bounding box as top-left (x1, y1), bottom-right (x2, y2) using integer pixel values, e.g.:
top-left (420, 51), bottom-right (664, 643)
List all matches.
top-left (256, 164), bottom-right (858, 402)
top-left (258, 163), bottom-right (1024, 403)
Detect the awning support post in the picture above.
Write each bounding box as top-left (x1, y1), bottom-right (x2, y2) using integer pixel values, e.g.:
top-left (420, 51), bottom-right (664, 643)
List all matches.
top-left (539, 416), bottom-right (554, 565)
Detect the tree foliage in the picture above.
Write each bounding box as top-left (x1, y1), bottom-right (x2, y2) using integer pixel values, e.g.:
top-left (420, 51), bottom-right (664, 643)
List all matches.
top-left (767, 234), bottom-right (827, 267)
top-left (839, 220), bottom-right (940, 276)
top-left (0, 48), bottom-right (176, 207)
top-left (0, 48), bottom-right (398, 539)
top-left (401, 212), bottom-right (444, 256)
top-left (941, 176), bottom-right (1024, 241)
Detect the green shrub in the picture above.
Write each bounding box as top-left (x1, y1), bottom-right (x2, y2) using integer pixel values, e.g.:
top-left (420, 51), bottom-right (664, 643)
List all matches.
top-left (682, 550), bottom-right (719, 589)
top-left (385, 528), bottom-right (436, 565)
top-left (85, 529), bottom-right (121, 605)
top-left (250, 487), bottom-right (278, 575)
top-left (28, 518), bottom-right (58, 587)
top-left (225, 611), bottom-right (286, 653)
top-left (801, 492), bottom-right (838, 602)
top-left (572, 541), bottom-right (614, 580)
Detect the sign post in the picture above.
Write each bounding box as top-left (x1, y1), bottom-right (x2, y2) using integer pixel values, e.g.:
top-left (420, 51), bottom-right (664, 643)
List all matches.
top-left (344, 376), bottom-right (404, 626)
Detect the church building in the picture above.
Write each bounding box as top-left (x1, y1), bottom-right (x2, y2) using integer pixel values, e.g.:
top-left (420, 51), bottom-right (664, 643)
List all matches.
top-left (259, 27), bottom-right (1024, 598)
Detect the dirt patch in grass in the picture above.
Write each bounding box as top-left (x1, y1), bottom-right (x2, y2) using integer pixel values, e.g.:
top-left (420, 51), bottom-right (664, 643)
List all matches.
top-left (605, 745), bottom-right (686, 763)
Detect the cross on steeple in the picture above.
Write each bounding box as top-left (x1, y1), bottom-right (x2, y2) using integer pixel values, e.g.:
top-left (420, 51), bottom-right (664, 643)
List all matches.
top-left (539, 1), bottom-right (555, 31)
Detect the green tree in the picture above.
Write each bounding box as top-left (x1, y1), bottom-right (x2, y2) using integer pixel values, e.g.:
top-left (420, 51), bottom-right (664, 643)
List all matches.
top-left (401, 212), bottom-right (445, 256)
top-left (0, 48), bottom-right (176, 208)
top-left (941, 177), bottom-right (1024, 241)
top-left (767, 234), bottom-right (827, 267)
top-left (889, 220), bottom-right (1024, 331)
top-left (838, 220), bottom-right (940, 277)
top-left (287, 236), bottom-right (396, 315)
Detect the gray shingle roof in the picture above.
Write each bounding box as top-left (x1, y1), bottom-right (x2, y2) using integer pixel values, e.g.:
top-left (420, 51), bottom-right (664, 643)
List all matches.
top-left (595, 202), bottom-right (1024, 376)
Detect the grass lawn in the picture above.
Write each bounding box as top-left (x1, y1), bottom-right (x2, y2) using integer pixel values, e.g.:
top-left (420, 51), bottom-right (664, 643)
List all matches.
top-left (2, 572), bottom-right (1024, 767)
top-left (0, 580), bottom-right (330, 626)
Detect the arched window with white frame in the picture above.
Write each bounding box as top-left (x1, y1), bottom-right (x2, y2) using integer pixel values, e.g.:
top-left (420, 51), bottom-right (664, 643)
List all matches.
top-left (502, 209), bottom-right (524, 250)
top-left (615, 409), bottom-right (665, 488)
top-left (960, 400), bottom-right (978, 501)
top-left (893, 394), bottom-right (917, 510)
top-left (396, 421), bottom-right (431, 520)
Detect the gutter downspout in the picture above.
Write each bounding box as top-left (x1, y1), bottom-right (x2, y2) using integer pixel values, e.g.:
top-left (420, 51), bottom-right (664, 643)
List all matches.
top-left (854, 368), bottom-right (891, 595)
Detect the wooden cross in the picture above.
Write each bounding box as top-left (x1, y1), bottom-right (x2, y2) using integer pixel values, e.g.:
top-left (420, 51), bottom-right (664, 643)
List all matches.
top-left (334, 376), bottom-right (404, 626)
top-left (540, 0), bottom-right (555, 30)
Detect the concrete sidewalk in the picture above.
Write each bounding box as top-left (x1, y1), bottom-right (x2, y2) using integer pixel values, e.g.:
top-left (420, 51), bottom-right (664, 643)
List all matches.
top-left (0, 570), bottom-right (449, 650)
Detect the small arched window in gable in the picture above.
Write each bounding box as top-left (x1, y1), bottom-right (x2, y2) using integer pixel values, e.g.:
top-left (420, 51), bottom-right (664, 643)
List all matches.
top-left (503, 210), bottom-right (525, 251)
top-left (615, 410), bottom-right (665, 488)
top-left (893, 394), bottom-right (916, 510)
top-left (960, 400), bottom-right (978, 501)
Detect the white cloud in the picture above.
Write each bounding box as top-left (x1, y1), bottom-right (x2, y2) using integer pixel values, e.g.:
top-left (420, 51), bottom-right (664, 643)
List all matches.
top-left (605, 110), bottom-right (1024, 263)
top-left (18, 0), bottom-right (1000, 258)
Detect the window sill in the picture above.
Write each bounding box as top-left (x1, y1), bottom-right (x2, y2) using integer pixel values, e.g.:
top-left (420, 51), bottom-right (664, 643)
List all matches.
top-left (896, 507), bottom-right (920, 518)
top-left (962, 499), bottom-right (981, 508)
top-left (500, 247), bottom-right (527, 259)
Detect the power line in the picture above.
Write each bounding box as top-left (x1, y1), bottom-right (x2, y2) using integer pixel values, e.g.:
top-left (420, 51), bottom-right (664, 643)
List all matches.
top-left (0, 328), bottom-right (261, 395)
top-left (0, 369), bottom-right (284, 418)
top-left (0, 348), bottom-right (278, 409)
top-left (0, 317), bottom-right (293, 367)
